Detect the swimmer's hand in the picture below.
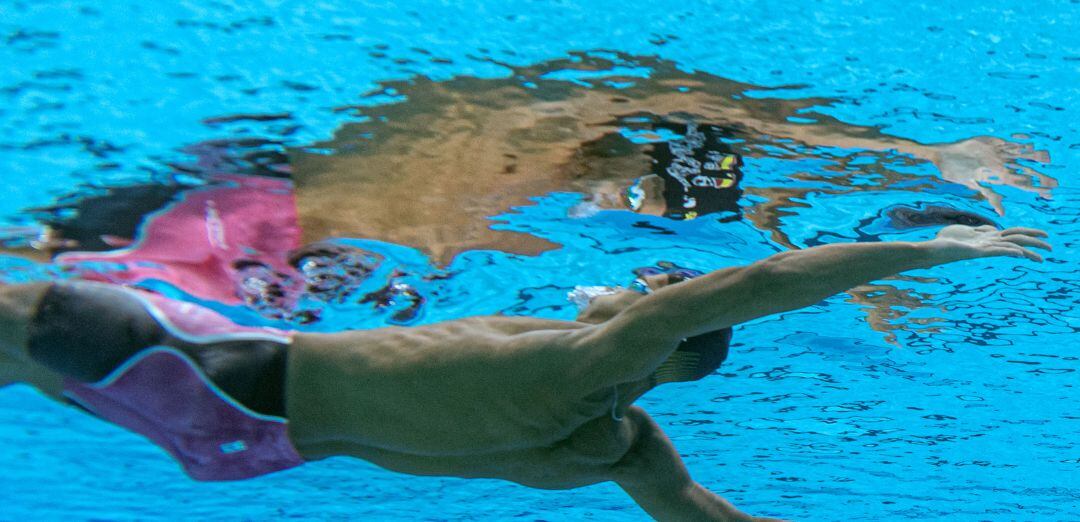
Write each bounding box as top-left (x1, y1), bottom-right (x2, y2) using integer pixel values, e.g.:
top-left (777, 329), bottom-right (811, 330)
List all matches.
top-left (928, 225), bottom-right (1051, 263)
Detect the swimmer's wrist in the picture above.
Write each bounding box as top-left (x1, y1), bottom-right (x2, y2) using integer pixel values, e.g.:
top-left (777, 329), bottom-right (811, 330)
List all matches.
top-left (921, 238), bottom-right (974, 266)
top-left (882, 240), bottom-right (946, 270)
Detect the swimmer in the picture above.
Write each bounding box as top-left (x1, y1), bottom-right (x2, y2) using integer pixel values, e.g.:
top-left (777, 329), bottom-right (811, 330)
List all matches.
top-left (0, 224), bottom-right (1050, 520)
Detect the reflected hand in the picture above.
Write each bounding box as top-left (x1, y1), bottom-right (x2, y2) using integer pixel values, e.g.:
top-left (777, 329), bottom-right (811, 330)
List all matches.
top-left (929, 225), bottom-right (1051, 263)
top-left (932, 137), bottom-right (1055, 215)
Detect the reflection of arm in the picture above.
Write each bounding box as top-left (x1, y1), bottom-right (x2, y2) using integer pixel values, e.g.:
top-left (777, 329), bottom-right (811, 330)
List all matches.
top-left (715, 102), bottom-right (936, 161)
top-left (713, 98), bottom-right (1054, 216)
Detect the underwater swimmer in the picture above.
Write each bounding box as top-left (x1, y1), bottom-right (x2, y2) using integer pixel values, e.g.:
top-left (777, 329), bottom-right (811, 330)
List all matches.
top-left (0, 224), bottom-right (1050, 521)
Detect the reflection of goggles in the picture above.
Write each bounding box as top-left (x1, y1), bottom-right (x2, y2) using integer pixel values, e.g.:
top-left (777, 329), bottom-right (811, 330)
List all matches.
top-left (625, 177), bottom-right (646, 211)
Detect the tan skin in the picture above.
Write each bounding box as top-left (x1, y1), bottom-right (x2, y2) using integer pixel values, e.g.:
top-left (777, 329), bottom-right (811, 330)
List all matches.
top-left (0, 225), bottom-right (1051, 521)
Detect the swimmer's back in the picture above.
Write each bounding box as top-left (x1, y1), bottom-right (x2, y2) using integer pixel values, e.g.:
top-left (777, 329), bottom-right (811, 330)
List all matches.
top-left (286, 316), bottom-right (606, 457)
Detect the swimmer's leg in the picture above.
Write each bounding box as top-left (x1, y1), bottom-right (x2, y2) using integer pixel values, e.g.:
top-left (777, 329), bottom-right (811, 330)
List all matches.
top-left (0, 282), bottom-right (51, 355)
top-left (611, 406), bottom-right (766, 521)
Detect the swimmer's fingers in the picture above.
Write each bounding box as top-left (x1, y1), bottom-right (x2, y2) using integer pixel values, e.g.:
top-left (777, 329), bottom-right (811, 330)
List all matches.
top-left (985, 242), bottom-right (1043, 262)
top-left (1014, 164), bottom-right (1057, 187)
top-left (1000, 227), bottom-right (1048, 238)
top-left (999, 234), bottom-right (1052, 251)
top-left (984, 244), bottom-right (1041, 261)
top-left (999, 140), bottom-right (1050, 163)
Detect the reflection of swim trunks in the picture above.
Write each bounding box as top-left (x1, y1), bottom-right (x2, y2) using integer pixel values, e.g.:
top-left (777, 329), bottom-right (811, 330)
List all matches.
top-left (56, 175), bottom-right (304, 312)
top-left (27, 281), bottom-right (303, 481)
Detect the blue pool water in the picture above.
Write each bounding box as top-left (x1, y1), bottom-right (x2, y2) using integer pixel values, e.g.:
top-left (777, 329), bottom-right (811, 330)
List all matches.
top-left (2, 1), bottom-right (1078, 520)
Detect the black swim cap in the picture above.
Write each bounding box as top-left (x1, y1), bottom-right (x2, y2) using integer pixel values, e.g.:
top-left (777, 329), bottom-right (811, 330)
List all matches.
top-left (645, 122), bottom-right (744, 221)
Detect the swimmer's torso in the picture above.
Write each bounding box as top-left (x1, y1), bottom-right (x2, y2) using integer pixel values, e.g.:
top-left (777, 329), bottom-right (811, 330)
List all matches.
top-left (286, 317), bottom-right (617, 457)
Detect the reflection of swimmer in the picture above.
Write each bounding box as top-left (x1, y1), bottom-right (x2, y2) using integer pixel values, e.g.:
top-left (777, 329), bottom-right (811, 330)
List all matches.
top-left (805, 203), bottom-right (1000, 246)
top-left (292, 52), bottom-right (1053, 264)
top-left (805, 203), bottom-right (1000, 343)
top-left (0, 140), bottom-right (422, 325)
top-left (1, 224), bottom-right (1050, 520)
top-left (17, 184), bottom-right (193, 256)
top-left (1, 138), bottom-right (287, 261)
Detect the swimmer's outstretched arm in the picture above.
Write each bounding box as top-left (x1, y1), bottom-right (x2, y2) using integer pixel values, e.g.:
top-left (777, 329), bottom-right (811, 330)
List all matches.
top-left (581, 225), bottom-right (1050, 383)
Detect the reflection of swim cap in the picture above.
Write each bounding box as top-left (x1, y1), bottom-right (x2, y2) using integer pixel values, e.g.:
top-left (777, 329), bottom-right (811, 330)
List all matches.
top-left (646, 122), bottom-right (743, 221)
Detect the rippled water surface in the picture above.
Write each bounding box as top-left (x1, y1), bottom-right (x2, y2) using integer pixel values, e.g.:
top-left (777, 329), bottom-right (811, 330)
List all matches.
top-left (1, 1), bottom-right (1078, 520)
